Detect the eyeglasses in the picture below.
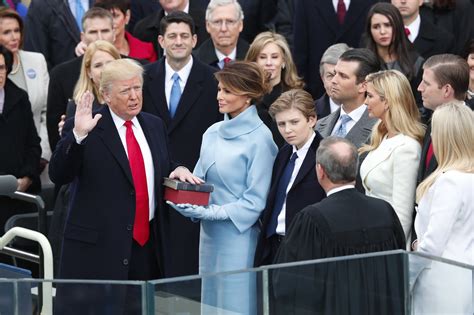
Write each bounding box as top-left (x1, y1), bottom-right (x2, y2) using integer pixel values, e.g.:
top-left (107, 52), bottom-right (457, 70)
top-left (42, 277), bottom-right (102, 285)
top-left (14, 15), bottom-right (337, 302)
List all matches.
top-left (0, 65), bottom-right (6, 72)
top-left (208, 19), bottom-right (239, 28)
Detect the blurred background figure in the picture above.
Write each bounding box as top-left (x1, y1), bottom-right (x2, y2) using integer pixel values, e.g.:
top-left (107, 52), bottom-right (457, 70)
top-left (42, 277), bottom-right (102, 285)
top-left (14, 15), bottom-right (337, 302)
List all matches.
top-left (245, 31), bottom-right (304, 147)
top-left (0, 8), bottom-right (50, 175)
top-left (23, 0), bottom-right (88, 69)
top-left (391, 0), bottom-right (455, 59)
top-left (254, 89), bottom-right (325, 267)
top-left (363, 3), bottom-right (424, 118)
top-left (0, 45), bottom-right (41, 258)
top-left (419, 0), bottom-right (474, 55)
top-left (359, 69), bottom-right (424, 244)
top-left (315, 43), bottom-right (351, 120)
top-left (63, 41), bottom-right (121, 130)
top-left (94, 0), bottom-right (157, 62)
top-left (463, 39), bottom-right (474, 108)
top-left (412, 102), bottom-right (474, 314)
top-left (170, 61), bottom-right (277, 315)
top-left (293, 0), bottom-right (378, 99)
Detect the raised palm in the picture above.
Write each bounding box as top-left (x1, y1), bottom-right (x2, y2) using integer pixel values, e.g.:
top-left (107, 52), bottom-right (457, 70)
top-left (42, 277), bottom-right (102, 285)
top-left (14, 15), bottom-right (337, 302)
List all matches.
top-left (73, 91), bottom-right (102, 137)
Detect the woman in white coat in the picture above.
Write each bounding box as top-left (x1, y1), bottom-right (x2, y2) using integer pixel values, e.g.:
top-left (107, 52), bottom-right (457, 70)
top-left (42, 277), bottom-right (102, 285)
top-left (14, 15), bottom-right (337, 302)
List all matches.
top-left (359, 70), bottom-right (425, 242)
top-left (170, 61), bottom-right (278, 314)
top-left (412, 102), bottom-right (474, 314)
top-left (0, 8), bottom-right (50, 161)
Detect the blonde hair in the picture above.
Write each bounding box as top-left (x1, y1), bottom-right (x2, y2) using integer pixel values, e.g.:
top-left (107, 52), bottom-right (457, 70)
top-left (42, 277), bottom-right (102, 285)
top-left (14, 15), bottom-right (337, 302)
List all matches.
top-left (359, 70), bottom-right (425, 154)
top-left (73, 40), bottom-right (121, 104)
top-left (416, 102), bottom-right (474, 201)
top-left (99, 58), bottom-right (144, 95)
top-left (245, 31), bottom-right (304, 90)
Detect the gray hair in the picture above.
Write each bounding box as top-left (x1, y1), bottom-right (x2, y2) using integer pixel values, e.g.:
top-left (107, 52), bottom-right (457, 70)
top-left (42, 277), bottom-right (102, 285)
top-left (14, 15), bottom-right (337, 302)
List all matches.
top-left (99, 59), bottom-right (144, 94)
top-left (319, 43), bottom-right (351, 76)
top-left (205, 0), bottom-right (244, 21)
top-left (316, 136), bottom-right (359, 183)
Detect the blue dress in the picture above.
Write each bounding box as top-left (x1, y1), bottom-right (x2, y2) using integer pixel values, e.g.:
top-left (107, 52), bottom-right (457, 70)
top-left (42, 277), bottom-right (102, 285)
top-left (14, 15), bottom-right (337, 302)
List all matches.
top-left (194, 105), bottom-right (278, 314)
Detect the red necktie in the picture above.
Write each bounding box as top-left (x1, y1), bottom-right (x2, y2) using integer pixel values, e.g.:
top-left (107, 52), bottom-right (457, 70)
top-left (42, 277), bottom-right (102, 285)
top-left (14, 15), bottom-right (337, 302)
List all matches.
top-left (404, 27), bottom-right (411, 37)
top-left (425, 140), bottom-right (434, 169)
top-left (124, 121), bottom-right (149, 246)
top-left (337, 0), bottom-right (346, 25)
top-left (223, 57), bottom-right (232, 65)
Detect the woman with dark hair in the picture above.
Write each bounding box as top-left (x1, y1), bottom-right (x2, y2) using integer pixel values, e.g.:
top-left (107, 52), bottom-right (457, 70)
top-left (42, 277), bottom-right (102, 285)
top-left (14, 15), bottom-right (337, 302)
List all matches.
top-left (245, 31), bottom-right (304, 147)
top-left (170, 61), bottom-right (278, 314)
top-left (363, 3), bottom-right (424, 109)
top-left (0, 7), bottom-right (50, 164)
top-left (0, 44), bottom-right (41, 238)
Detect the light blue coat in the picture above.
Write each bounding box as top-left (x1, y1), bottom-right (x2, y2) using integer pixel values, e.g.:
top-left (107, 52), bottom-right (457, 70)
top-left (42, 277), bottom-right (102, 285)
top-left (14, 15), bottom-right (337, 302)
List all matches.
top-left (194, 105), bottom-right (277, 314)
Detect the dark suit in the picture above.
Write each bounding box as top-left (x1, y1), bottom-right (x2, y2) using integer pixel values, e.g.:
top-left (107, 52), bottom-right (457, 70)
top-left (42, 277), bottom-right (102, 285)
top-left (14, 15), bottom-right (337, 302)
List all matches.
top-left (314, 93), bottom-right (333, 120)
top-left (272, 188), bottom-right (406, 314)
top-left (420, 0), bottom-right (474, 55)
top-left (132, 2), bottom-right (209, 57)
top-left (254, 134), bottom-right (326, 267)
top-left (49, 106), bottom-right (178, 314)
top-left (239, 0), bottom-right (277, 43)
top-left (413, 15), bottom-right (455, 59)
top-left (23, 0), bottom-right (90, 69)
top-left (315, 107), bottom-right (376, 149)
top-left (417, 125), bottom-right (436, 185)
top-left (293, 0), bottom-right (377, 99)
top-left (194, 37), bottom-right (250, 69)
top-left (142, 57), bottom-right (222, 277)
top-left (46, 56), bottom-right (82, 152)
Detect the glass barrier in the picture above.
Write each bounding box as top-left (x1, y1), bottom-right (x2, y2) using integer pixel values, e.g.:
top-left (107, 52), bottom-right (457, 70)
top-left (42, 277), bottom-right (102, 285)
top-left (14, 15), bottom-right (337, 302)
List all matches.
top-left (0, 250), bottom-right (472, 314)
top-left (149, 250), bottom-right (473, 315)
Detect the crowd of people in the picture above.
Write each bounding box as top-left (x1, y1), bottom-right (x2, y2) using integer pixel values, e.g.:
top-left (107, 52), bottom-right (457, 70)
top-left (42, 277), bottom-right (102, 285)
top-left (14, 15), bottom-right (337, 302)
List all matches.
top-left (0, 0), bottom-right (473, 313)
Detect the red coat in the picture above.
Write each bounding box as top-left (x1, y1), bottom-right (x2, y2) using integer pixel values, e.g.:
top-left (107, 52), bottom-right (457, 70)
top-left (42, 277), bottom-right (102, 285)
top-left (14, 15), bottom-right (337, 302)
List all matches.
top-left (126, 31), bottom-right (157, 62)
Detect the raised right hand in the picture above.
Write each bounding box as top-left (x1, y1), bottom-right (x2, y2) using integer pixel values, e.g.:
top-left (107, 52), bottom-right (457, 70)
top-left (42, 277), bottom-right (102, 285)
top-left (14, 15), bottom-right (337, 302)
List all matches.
top-left (73, 91), bottom-right (102, 137)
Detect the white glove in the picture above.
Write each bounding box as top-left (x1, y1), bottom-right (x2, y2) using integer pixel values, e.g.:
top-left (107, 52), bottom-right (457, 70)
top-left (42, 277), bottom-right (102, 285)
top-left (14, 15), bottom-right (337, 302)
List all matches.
top-left (167, 201), bottom-right (229, 221)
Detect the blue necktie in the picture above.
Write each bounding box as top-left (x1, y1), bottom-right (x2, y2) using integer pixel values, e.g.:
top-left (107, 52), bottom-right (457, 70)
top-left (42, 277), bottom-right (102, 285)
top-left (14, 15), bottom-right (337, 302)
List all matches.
top-left (169, 73), bottom-right (181, 118)
top-left (75, 0), bottom-right (84, 31)
top-left (266, 152), bottom-right (298, 237)
top-left (334, 114), bottom-right (351, 137)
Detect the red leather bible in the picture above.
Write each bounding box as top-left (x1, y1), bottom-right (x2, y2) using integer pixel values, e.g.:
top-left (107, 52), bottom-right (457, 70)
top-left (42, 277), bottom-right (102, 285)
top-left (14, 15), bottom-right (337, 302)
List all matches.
top-left (163, 178), bottom-right (214, 206)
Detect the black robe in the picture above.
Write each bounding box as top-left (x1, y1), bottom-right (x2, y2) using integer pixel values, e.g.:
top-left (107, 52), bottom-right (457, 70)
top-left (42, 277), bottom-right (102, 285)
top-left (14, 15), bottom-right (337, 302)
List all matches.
top-left (271, 188), bottom-right (406, 315)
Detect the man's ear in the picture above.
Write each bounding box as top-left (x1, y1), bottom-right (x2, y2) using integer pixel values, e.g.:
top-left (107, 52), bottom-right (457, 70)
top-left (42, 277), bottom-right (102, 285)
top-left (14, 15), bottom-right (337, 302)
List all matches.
top-left (358, 80), bottom-right (367, 94)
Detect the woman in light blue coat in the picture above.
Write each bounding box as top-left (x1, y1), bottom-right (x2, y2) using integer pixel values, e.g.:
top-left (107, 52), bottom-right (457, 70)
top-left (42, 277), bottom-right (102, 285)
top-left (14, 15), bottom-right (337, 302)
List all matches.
top-left (170, 61), bottom-right (278, 314)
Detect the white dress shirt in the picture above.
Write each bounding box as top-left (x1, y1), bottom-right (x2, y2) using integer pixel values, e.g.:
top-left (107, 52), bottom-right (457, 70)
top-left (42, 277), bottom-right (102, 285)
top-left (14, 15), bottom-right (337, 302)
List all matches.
top-left (332, 0), bottom-right (351, 12)
top-left (164, 56), bottom-right (193, 110)
top-left (276, 132), bottom-right (316, 235)
top-left (326, 184), bottom-right (355, 197)
top-left (329, 97), bottom-right (340, 114)
top-left (215, 47), bottom-right (237, 69)
top-left (331, 104), bottom-right (367, 136)
top-left (405, 14), bottom-right (421, 43)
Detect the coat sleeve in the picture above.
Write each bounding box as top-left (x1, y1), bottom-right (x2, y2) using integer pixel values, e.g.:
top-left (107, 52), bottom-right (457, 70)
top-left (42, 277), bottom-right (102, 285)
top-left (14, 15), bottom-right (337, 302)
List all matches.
top-left (417, 174), bottom-right (463, 258)
top-left (18, 93), bottom-right (42, 179)
top-left (48, 118), bottom-right (84, 185)
top-left (46, 67), bottom-right (68, 152)
top-left (391, 140), bottom-right (420, 240)
top-left (38, 53), bottom-right (51, 160)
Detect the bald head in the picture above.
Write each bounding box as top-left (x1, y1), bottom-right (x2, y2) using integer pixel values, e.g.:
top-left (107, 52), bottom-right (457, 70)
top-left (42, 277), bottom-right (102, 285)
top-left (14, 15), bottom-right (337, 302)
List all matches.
top-left (316, 137), bottom-right (359, 186)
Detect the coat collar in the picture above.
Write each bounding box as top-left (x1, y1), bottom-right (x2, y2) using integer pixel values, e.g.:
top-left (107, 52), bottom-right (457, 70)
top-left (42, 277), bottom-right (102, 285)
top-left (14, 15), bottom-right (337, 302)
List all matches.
top-left (218, 105), bottom-right (262, 139)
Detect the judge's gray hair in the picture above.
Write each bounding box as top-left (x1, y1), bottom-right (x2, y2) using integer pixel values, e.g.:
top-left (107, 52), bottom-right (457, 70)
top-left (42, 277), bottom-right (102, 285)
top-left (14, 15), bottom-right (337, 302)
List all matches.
top-left (316, 137), bottom-right (359, 184)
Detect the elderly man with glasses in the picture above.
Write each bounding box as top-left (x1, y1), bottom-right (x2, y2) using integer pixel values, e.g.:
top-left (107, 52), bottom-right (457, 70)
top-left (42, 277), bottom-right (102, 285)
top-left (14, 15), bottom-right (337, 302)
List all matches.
top-left (195, 0), bottom-right (249, 69)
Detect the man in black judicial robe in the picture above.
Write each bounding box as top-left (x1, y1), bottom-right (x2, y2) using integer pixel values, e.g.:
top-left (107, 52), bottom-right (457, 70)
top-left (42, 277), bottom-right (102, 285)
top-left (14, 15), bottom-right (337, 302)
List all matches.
top-left (272, 137), bottom-right (406, 315)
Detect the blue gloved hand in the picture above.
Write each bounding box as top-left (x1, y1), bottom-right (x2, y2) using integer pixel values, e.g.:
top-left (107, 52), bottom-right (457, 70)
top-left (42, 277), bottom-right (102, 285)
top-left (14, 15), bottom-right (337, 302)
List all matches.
top-left (166, 201), bottom-right (229, 221)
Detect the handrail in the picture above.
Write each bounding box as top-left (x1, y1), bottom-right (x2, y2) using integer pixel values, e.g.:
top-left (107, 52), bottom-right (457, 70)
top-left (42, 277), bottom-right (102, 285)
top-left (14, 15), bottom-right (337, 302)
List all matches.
top-left (0, 227), bottom-right (53, 315)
